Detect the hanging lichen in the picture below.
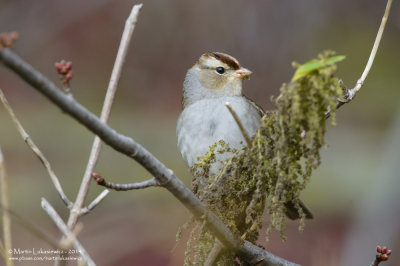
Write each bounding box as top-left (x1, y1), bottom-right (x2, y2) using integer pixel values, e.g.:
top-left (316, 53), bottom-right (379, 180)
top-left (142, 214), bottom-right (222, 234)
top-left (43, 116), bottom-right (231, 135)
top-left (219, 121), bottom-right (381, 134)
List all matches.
top-left (181, 51), bottom-right (344, 265)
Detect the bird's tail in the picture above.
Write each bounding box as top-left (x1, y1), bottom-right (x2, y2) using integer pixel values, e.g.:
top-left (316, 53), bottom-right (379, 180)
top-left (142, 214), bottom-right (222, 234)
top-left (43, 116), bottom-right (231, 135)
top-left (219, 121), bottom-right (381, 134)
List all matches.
top-left (284, 199), bottom-right (313, 220)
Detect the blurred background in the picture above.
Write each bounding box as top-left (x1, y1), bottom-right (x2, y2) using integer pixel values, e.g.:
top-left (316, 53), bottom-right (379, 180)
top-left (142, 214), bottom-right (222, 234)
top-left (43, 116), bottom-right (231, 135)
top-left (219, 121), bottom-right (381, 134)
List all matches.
top-left (0, 0), bottom-right (399, 265)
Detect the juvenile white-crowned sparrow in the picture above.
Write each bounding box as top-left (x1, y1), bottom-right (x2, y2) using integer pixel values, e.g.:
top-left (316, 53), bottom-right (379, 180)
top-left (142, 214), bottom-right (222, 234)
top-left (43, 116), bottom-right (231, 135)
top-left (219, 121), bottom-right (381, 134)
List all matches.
top-left (177, 52), bottom-right (312, 220)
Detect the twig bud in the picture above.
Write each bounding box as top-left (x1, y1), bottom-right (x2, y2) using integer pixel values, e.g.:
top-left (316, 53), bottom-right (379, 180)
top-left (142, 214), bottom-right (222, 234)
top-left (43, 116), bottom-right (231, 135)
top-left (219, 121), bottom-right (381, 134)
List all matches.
top-left (375, 244), bottom-right (392, 262)
top-left (0, 31), bottom-right (19, 50)
top-left (54, 60), bottom-right (73, 89)
top-left (91, 172), bottom-right (104, 184)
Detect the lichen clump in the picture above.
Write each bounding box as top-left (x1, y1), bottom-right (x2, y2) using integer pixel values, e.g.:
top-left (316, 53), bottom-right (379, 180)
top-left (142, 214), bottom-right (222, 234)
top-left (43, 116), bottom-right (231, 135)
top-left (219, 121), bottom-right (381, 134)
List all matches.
top-left (182, 51), bottom-right (344, 265)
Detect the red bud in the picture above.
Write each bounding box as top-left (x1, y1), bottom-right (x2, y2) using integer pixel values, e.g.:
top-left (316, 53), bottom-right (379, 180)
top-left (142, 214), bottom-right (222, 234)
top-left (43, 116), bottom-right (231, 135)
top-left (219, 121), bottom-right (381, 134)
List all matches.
top-left (65, 61), bottom-right (72, 70)
top-left (65, 70), bottom-right (73, 81)
top-left (382, 246), bottom-right (387, 253)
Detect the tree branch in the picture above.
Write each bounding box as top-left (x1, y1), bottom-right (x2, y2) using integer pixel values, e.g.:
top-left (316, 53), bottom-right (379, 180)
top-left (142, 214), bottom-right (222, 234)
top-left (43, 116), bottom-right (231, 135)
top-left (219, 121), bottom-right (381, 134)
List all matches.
top-left (67, 3), bottom-right (143, 229)
top-left (0, 205), bottom-right (60, 249)
top-left (205, 239), bottom-right (224, 266)
top-left (0, 47), bottom-right (297, 266)
top-left (79, 189), bottom-right (109, 216)
top-left (0, 89), bottom-right (72, 208)
top-left (92, 173), bottom-right (160, 191)
top-left (225, 102), bottom-right (252, 147)
top-left (41, 198), bottom-right (95, 266)
top-left (331, 0), bottom-right (392, 114)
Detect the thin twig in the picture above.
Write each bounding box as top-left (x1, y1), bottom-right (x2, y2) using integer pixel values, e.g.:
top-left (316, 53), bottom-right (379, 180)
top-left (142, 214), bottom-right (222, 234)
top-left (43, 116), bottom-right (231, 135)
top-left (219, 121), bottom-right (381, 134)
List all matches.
top-left (0, 206), bottom-right (60, 248)
top-left (67, 3), bottom-right (143, 229)
top-left (0, 147), bottom-right (13, 266)
top-left (225, 102), bottom-right (252, 147)
top-left (205, 221), bottom-right (259, 265)
top-left (92, 173), bottom-right (159, 191)
top-left (59, 223), bottom-right (83, 250)
top-left (205, 239), bottom-right (223, 266)
top-left (41, 198), bottom-right (95, 266)
top-left (371, 259), bottom-right (380, 266)
top-left (356, 0), bottom-right (392, 92)
top-left (0, 89), bottom-right (72, 208)
top-left (79, 189), bottom-right (109, 215)
top-left (334, 0), bottom-right (392, 112)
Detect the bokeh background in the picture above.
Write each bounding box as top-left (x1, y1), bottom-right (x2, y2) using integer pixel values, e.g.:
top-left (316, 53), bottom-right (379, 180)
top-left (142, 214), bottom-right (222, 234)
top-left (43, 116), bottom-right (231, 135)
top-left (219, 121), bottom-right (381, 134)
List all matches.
top-left (0, 0), bottom-right (400, 265)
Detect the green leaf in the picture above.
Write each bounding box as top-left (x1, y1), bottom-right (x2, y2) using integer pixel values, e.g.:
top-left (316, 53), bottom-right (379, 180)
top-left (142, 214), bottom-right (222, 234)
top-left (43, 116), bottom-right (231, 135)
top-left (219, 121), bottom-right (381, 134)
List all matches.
top-left (292, 55), bottom-right (345, 82)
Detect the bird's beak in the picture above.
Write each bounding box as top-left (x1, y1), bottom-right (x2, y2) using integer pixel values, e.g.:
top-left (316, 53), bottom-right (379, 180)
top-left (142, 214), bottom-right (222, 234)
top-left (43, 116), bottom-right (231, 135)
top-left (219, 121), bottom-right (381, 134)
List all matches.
top-left (234, 67), bottom-right (252, 80)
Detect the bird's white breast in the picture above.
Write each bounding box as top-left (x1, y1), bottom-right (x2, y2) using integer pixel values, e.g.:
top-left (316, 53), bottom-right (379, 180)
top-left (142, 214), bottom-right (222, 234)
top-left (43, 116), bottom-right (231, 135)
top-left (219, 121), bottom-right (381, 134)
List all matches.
top-left (177, 96), bottom-right (261, 168)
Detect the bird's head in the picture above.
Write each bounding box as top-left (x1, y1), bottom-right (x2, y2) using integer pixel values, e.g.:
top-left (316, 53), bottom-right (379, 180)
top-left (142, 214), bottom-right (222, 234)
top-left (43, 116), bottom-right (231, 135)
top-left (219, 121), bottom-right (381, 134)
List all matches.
top-left (182, 52), bottom-right (252, 108)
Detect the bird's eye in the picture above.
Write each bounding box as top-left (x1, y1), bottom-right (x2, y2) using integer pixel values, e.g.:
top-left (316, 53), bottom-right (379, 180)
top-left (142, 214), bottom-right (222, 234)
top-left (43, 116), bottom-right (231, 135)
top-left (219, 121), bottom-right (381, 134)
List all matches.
top-left (216, 66), bottom-right (225, 74)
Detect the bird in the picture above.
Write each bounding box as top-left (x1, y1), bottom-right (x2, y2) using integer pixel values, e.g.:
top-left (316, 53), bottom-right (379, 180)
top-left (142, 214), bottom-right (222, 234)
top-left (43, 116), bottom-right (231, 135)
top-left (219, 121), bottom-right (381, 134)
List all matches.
top-left (176, 52), bottom-right (312, 220)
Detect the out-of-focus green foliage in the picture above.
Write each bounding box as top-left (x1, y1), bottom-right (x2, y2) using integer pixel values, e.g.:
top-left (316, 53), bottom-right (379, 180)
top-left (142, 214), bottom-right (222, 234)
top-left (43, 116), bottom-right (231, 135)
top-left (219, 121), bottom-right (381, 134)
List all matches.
top-left (181, 51), bottom-right (344, 265)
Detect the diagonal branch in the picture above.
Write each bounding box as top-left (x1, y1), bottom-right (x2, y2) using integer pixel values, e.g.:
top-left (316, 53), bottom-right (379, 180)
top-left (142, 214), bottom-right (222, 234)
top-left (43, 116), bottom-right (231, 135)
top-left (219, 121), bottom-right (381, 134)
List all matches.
top-left (79, 189), bottom-right (109, 216)
top-left (332, 0), bottom-right (392, 113)
top-left (0, 205), bottom-right (60, 249)
top-left (41, 198), bottom-right (95, 266)
top-left (355, 0), bottom-right (392, 92)
top-left (225, 102), bottom-right (252, 147)
top-left (67, 3), bottom-right (143, 229)
top-left (0, 47), bottom-right (297, 266)
top-left (0, 89), bottom-right (72, 208)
